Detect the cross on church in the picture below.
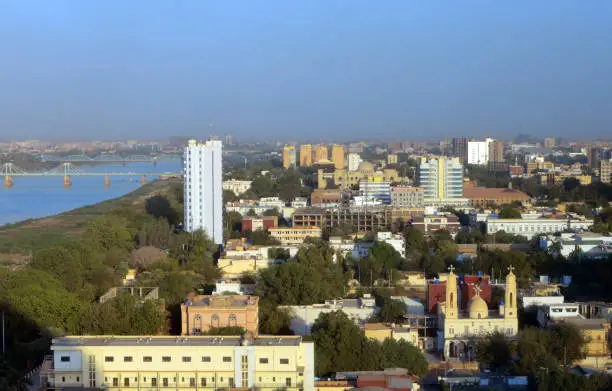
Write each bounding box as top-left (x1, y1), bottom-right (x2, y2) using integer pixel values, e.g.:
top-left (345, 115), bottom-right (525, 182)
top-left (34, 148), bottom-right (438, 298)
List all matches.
top-left (508, 265), bottom-right (515, 273)
top-left (472, 283), bottom-right (482, 297)
top-left (448, 265), bottom-right (456, 274)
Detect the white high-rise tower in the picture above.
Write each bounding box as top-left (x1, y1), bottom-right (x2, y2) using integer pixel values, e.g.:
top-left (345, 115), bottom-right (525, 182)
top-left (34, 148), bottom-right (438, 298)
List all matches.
top-left (183, 139), bottom-right (223, 244)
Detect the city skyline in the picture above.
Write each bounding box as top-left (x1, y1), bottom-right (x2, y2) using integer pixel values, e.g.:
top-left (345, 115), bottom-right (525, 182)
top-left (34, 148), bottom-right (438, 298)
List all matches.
top-left (2, 1), bottom-right (612, 140)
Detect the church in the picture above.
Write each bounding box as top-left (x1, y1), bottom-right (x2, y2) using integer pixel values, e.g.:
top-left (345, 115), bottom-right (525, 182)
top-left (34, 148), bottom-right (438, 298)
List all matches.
top-left (438, 266), bottom-right (519, 360)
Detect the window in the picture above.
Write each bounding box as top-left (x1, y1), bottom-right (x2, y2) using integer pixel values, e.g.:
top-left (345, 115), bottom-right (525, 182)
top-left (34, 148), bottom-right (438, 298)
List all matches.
top-left (124, 378), bottom-right (130, 387)
top-left (182, 356), bottom-right (192, 362)
top-left (286, 378), bottom-right (292, 386)
top-left (76, 377), bottom-right (80, 382)
top-left (229, 378), bottom-right (235, 387)
top-left (162, 356), bottom-right (171, 362)
top-left (190, 378), bottom-right (196, 387)
top-left (124, 356), bottom-right (133, 362)
top-left (228, 314), bottom-right (237, 326)
top-left (259, 358), bottom-right (269, 364)
top-left (163, 378), bottom-right (169, 387)
top-left (113, 378), bottom-right (119, 387)
top-left (280, 358), bottom-right (289, 364)
top-left (202, 356), bottom-right (211, 362)
top-left (62, 377), bottom-right (65, 383)
top-left (151, 378), bottom-right (157, 386)
top-left (211, 314), bottom-right (220, 327)
top-left (201, 378), bottom-right (207, 387)
top-left (223, 356), bottom-right (232, 362)
top-left (60, 356), bottom-right (70, 362)
top-left (105, 356), bottom-right (114, 362)
top-left (143, 356), bottom-right (152, 362)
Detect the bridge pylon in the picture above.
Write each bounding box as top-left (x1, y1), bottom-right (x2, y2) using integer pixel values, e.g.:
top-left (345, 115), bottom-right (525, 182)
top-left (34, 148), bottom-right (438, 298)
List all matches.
top-left (63, 175), bottom-right (72, 188)
top-left (104, 175), bottom-right (111, 187)
top-left (3, 175), bottom-right (13, 188)
top-left (141, 175), bottom-right (147, 185)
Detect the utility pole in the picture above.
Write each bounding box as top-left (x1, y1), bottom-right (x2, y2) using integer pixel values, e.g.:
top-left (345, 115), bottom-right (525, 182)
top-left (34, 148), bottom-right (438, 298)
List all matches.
top-left (2, 310), bottom-right (5, 356)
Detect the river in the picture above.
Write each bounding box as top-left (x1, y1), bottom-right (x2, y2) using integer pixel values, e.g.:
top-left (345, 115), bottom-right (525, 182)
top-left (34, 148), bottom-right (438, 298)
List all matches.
top-left (0, 160), bottom-right (183, 226)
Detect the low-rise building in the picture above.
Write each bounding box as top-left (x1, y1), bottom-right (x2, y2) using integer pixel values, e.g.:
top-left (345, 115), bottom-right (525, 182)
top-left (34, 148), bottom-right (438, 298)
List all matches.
top-left (486, 215), bottom-right (594, 240)
top-left (310, 188), bottom-right (343, 207)
top-left (181, 294), bottom-right (259, 336)
top-left (359, 181), bottom-right (392, 204)
top-left (364, 323), bottom-right (419, 346)
top-left (280, 296), bottom-right (379, 335)
top-left (241, 216), bottom-right (278, 232)
top-left (391, 186), bottom-right (424, 208)
top-left (410, 213), bottom-right (461, 236)
top-left (43, 334), bottom-right (314, 391)
top-left (213, 279), bottom-right (256, 295)
top-left (463, 186), bottom-right (530, 208)
top-left (376, 231), bottom-right (406, 257)
top-left (540, 232), bottom-right (612, 258)
top-left (268, 227), bottom-right (322, 246)
top-left (222, 180), bottom-right (252, 195)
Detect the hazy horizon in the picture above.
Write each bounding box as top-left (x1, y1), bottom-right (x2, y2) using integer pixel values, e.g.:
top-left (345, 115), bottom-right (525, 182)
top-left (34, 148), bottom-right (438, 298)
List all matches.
top-left (1, 1), bottom-right (612, 141)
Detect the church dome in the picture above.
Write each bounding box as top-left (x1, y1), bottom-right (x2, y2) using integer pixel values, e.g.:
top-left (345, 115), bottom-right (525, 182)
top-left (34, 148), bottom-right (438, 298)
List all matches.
top-left (467, 295), bottom-right (489, 319)
top-left (358, 161), bottom-right (375, 174)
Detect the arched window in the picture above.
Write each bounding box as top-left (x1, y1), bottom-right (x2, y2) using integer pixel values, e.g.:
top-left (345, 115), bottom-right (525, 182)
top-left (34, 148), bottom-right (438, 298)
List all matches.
top-left (193, 315), bottom-right (202, 335)
top-left (211, 315), bottom-right (220, 328)
top-left (509, 293), bottom-right (514, 308)
top-left (450, 292), bottom-right (454, 307)
top-left (228, 314), bottom-right (237, 327)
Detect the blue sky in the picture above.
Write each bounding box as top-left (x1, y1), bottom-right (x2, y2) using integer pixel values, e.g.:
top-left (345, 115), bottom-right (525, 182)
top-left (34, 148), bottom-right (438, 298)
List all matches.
top-left (1, 1), bottom-right (611, 141)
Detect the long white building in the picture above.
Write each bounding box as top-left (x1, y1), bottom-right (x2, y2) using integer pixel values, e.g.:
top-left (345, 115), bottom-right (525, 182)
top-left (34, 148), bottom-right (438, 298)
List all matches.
top-left (486, 216), bottom-right (594, 239)
top-left (467, 139), bottom-right (493, 165)
top-left (184, 139), bottom-right (223, 244)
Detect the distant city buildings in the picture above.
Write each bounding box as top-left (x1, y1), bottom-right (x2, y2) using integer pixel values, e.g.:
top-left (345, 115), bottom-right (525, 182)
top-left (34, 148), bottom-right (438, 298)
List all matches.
top-left (222, 180), bottom-right (252, 196)
top-left (451, 137), bottom-right (468, 162)
top-left (391, 186), bottom-right (424, 208)
top-left (544, 137), bottom-right (556, 149)
top-left (184, 139), bottom-right (223, 244)
top-left (347, 153), bottom-right (363, 171)
top-left (331, 144), bottom-right (345, 169)
top-left (299, 144), bottom-right (312, 166)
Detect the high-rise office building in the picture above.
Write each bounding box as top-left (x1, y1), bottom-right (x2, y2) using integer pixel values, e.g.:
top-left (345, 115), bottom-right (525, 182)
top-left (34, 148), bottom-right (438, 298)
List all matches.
top-left (488, 140), bottom-right (504, 163)
top-left (467, 138), bottom-right (494, 165)
top-left (418, 157), bottom-right (466, 205)
top-left (331, 144), bottom-right (345, 169)
top-left (283, 145), bottom-right (297, 169)
top-left (601, 160), bottom-right (612, 184)
top-left (588, 146), bottom-right (603, 171)
top-left (314, 144), bottom-right (328, 163)
top-left (451, 137), bottom-right (469, 162)
top-left (225, 134), bottom-right (233, 145)
top-left (300, 144), bottom-right (313, 166)
top-left (184, 139), bottom-right (223, 244)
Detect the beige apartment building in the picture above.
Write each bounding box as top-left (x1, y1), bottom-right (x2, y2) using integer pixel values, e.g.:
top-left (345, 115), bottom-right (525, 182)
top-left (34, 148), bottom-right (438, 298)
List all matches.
top-left (43, 335), bottom-right (314, 391)
top-left (180, 295), bottom-right (259, 336)
top-left (268, 227), bottom-right (322, 246)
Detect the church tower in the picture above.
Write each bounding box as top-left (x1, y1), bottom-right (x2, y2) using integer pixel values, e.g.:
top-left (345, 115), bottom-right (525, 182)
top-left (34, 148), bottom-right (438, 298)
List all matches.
top-left (504, 265), bottom-right (517, 319)
top-left (445, 266), bottom-right (458, 319)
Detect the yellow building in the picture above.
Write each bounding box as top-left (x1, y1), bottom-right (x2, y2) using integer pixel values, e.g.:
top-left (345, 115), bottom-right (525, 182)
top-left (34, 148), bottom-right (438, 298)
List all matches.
top-left (387, 154), bottom-right (398, 165)
top-left (364, 323), bottom-right (419, 346)
top-left (317, 161), bottom-right (399, 189)
top-left (314, 144), bottom-right (329, 163)
top-left (180, 294), bottom-right (259, 336)
top-left (331, 145), bottom-right (345, 169)
top-left (217, 256), bottom-right (270, 278)
top-left (268, 227), bottom-right (322, 245)
top-left (283, 145), bottom-right (297, 169)
top-left (440, 266), bottom-right (518, 360)
top-left (300, 144), bottom-right (313, 167)
top-left (44, 335), bottom-right (315, 391)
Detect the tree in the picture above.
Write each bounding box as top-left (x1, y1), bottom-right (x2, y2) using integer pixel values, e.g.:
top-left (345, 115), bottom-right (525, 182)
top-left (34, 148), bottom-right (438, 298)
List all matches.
top-left (84, 215), bottom-right (134, 252)
top-left (379, 299), bottom-right (407, 323)
top-left (223, 189), bottom-right (239, 203)
top-left (499, 205), bottom-right (522, 219)
top-left (475, 331), bottom-right (514, 373)
top-left (250, 176), bottom-right (275, 197)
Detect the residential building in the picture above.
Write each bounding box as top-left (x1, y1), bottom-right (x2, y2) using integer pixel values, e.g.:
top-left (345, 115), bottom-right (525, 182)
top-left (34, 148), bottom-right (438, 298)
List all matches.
top-left (391, 186), bottom-right (424, 207)
top-left (544, 137), bottom-right (556, 149)
top-left (223, 180), bottom-right (252, 196)
top-left (43, 334), bottom-right (314, 391)
top-left (601, 160), bottom-right (612, 184)
top-left (184, 139), bottom-right (223, 244)
top-left (376, 231), bottom-right (406, 257)
top-left (359, 180), bottom-right (391, 204)
top-left (364, 323), bottom-right (419, 346)
top-left (241, 216), bottom-right (278, 232)
top-left (488, 140), bottom-right (504, 163)
top-left (467, 139), bottom-right (493, 165)
top-left (318, 161), bottom-right (399, 189)
top-left (283, 145), bottom-right (297, 169)
top-left (268, 227), bottom-right (322, 245)
top-left (462, 185), bottom-right (530, 208)
top-left (291, 197), bottom-right (308, 208)
top-left (314, 144), bottom-right (328, 163)
top-left (539, 232), bottom-right (612, 259)
top-left (451, 137), bottom-right (468, 162)
top-left (347, 153), bottom-right (363, 171)
top-left (418, 157), bottom-right (467, 206)
top-left (486, 215), bottom-right (594, 239)
top-left (387, 154), bottom-right (398, 165)
top-left (331, 144), bottom-right (345, 169)
top-left (588, 146), bottom-right (603, 171)
top-left (300, 144), bottom-right (313, 167)
top-left (213, 279), bottom-right (256, 296)
top-left (181, 294), bottom-right (259, 336)
top-left (411, 213), bottom-right (461, 236)
top-left (310, 188), bottom-right (343, 207)
top-left (281, 296), bottom-right (379, 335)
top-left (439, 268), bottom-right (518, 360)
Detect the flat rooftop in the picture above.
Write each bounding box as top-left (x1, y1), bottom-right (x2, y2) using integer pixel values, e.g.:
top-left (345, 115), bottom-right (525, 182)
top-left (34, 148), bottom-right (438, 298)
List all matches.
top-left (52, 335), bottom-right (303, 347)
top-left (185, 294), bottom-right (259, 308)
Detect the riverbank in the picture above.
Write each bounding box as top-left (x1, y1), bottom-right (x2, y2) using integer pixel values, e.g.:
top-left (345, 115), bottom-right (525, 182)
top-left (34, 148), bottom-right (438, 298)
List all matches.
top-left (0, 178), bottom-right (182, 265)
